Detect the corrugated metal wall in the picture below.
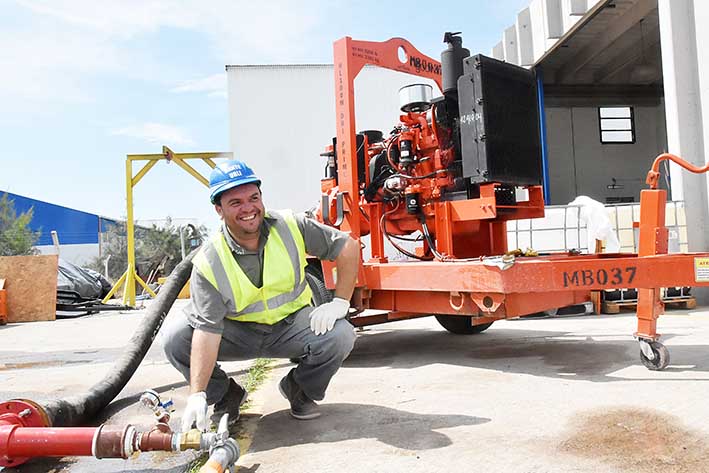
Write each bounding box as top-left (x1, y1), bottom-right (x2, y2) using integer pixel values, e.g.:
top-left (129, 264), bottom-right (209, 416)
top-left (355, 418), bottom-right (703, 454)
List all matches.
top-left (2, 191), bottom-right (108, 245)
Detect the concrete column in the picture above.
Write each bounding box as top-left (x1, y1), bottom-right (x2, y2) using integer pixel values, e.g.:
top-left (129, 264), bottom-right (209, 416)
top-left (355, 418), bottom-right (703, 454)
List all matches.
top-left (492, 41), bottom-right (504, 60)
top-left (568, 0), bottom-right (588, 15)
top-left (503, 25), bottom-right (519, 65)
top-left (545, 0), bottom-right (564, 39)
top-left (530, 0), bottom-right (548, 61)
top-left (658, 0), bottom-right (709, 302)
top-left (693, 1), bottom-right (709, 216)
top-left (517, 8), bottom-right (535, 67)
top-left (562, 0), bottom-right (585, 31)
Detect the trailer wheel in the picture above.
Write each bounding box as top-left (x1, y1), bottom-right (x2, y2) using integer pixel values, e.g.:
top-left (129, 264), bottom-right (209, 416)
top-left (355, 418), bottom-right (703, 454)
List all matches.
top-left (305, 264), bottom-right (333, 307)
top-left (435, 315), bottom-right (493, 335)
top-left (639, 341), bottom-right (670, 371)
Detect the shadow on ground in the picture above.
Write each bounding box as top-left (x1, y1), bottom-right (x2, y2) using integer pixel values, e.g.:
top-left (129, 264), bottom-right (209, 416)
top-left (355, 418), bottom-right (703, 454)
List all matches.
top-left (343, 314), bottom-right (709, 382)
top-left (248, 403), bottom-right (490, 453)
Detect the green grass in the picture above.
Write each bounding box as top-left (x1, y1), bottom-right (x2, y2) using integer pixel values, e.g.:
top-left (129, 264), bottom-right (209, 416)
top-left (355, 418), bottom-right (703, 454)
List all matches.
top-left (186, 358), bottom-right (274, 473)
top-left (240, 358), bottom-right (273, 410)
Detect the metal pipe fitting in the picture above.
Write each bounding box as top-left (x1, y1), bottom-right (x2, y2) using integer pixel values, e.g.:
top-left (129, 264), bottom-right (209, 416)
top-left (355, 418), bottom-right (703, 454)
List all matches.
top-left (177, 428), bottom-right (203, 451)
top-left (136, 424), bottom-right (174, 453)
top-left (93, 424), bottom-right (135, 459)
top-left (199, 438), bottom-right (240, 473)
top-left (177, 429), bottom-right (223, 452)
top-left (139, 389), bottom-right (174, 424)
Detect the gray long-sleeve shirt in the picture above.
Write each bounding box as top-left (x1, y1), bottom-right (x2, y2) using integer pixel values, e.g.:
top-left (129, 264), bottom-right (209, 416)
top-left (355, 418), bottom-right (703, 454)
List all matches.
top-left (184, 212), bottom-right (350, 333)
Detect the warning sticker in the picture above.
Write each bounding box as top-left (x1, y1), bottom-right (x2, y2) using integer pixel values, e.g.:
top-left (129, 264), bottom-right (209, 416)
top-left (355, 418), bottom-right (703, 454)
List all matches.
top-left (695, 258), bottom-right (709, 282)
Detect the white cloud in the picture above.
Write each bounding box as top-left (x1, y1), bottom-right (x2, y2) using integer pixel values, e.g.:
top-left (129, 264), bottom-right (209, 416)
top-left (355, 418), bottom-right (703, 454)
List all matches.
top-left (4, 0), bottom-right (328, 102)
top-left (171, 73), bottom-right (227, 98)
top-left (110, 122), bottom-right (195, 146)
top-left (14, 0), bottom-right (195, 38)
top-left (13, 0), bottom-right (327, 59)
top-left (0, 23), bottom-right (128, 102)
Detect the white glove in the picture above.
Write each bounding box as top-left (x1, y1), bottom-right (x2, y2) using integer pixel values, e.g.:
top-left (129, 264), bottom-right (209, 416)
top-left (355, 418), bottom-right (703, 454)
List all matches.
top-left (309, 297), bottom-right (350, 335)
top-left (181, 391), bottom-right (208, 432)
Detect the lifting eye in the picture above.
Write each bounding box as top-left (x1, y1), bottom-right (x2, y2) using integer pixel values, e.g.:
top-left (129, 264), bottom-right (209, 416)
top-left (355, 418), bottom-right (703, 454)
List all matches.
top-left (397, 46), bottom-right (408, 64)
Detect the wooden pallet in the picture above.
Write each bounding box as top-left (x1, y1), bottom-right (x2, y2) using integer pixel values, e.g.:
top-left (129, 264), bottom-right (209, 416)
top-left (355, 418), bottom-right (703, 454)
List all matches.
top-left (602, 296), bottom-right (697, 314)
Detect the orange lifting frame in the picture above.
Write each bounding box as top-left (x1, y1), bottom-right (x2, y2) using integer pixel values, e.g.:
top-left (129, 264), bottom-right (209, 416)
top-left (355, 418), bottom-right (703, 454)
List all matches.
top-left (323, 36), bottom-right (709, 344)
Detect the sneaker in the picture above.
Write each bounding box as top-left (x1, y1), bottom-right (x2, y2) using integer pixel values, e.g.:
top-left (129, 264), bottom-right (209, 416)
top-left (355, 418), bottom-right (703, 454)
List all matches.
top-left (211, 378), bottom-right (248, 427)
top-left (278, 370), bottom-right (321, 420)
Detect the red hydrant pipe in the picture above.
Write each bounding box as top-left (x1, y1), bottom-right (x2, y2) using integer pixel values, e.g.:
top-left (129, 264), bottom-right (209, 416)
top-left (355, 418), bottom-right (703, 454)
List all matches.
top-left (0, 406), bottom-right (186, 468)
top-left (0, 425), bottom-right (95, 458)
top-left (0, 423), bottom-right (189, 467)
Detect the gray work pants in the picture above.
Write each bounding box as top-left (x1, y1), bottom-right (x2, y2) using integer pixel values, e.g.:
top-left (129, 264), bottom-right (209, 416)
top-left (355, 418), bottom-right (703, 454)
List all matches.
top-left (161, 306), bottom-right (356, 404)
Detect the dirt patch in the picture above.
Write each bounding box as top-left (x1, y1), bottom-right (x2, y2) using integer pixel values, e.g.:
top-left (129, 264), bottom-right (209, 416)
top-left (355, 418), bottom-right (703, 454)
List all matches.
top-left (559, 407), bottom-right (709, 472)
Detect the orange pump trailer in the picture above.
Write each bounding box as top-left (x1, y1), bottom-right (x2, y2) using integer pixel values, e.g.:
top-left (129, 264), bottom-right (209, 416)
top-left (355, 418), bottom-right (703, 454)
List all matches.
top-left (318, 36), bottom-right (709, 371)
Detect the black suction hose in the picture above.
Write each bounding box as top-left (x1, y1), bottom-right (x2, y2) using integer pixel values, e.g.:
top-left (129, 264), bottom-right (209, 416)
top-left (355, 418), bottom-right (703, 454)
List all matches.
top-left (42, 251), bottom-right (196, 427)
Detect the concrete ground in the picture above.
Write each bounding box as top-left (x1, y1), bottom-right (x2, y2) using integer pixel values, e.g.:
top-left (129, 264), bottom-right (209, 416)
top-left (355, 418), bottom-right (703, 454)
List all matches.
top-left (3, 301), bottom-right (709, 472)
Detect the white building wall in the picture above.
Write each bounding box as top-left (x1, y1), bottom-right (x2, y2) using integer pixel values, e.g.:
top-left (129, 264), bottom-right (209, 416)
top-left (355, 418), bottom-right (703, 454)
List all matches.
top-left (545, 107), bottom-right (576, 203)
top-left (227, 65), bottom-right (438, 213)
top-left (36, 243), bottom-right (99, 267)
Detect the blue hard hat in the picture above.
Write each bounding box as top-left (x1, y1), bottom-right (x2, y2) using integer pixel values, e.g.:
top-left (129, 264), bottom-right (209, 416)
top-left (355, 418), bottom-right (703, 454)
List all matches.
top-left (209, 160), bottom-right (261, 204)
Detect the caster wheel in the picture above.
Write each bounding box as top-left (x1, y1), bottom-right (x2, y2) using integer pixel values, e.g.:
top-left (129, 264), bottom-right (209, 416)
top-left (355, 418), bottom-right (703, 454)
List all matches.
top-left (639, 341), bottom-right (670, 371)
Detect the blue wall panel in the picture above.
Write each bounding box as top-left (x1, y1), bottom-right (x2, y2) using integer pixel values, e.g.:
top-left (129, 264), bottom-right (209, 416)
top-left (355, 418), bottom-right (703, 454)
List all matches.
top-left (3, 191), bottom-right (101, 245)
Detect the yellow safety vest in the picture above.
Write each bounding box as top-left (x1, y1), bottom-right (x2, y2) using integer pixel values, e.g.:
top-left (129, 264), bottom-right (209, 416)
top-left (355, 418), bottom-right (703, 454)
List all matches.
top-left (192, 210), bottom-right (312, 324)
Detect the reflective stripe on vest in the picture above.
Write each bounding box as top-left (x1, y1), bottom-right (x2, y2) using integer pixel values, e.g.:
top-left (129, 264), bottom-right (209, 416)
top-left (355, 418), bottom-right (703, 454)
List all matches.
top-left (192, 210), bottom-right (312, 325)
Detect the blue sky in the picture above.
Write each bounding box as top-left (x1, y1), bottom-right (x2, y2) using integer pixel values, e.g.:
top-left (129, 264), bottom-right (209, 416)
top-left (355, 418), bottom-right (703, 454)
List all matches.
top-left (1, 0), bottom-right (531, 231)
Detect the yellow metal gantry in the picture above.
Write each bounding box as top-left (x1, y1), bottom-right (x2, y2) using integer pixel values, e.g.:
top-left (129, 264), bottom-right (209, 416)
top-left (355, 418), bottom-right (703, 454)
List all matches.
top-left (102, 146), bottom-right (233, 307)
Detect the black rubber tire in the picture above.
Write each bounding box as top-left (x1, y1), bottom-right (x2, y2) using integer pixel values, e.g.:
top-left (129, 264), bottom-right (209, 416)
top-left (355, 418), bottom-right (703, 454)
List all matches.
top-left (435, 315), bottom-right (493, 335)
top-left (640, 341), bottom-right (670, 371)
top-left (305, 264), bottom-right (333, 306)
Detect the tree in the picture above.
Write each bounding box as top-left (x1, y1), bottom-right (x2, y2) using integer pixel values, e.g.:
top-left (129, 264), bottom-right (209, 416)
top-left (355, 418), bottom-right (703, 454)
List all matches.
top-left (136, 218), bottom-right (185, 282)
top-left (0, 193), bottom-right (39, 256)
top-left (88, 218), bottom-right (207, 283)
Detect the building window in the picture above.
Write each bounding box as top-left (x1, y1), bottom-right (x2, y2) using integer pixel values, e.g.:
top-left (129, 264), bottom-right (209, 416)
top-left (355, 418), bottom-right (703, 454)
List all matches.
top-left (599, 106), bottom-right (635, 144)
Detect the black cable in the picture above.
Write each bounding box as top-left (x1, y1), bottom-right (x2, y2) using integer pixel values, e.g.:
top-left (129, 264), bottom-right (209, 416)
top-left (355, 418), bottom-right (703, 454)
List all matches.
top-left (420, 218), bottom-right (446, 260)
top-left (363, 164), bottom-right (395, 202)
top-left (388, 232), bottom-right (424, 242)
top-left (384, 134), bottom-right (402, 172)
top-left (419, 218), bottom-right (482, 262)
top-left (379, 199), bottom-right (432, 261)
